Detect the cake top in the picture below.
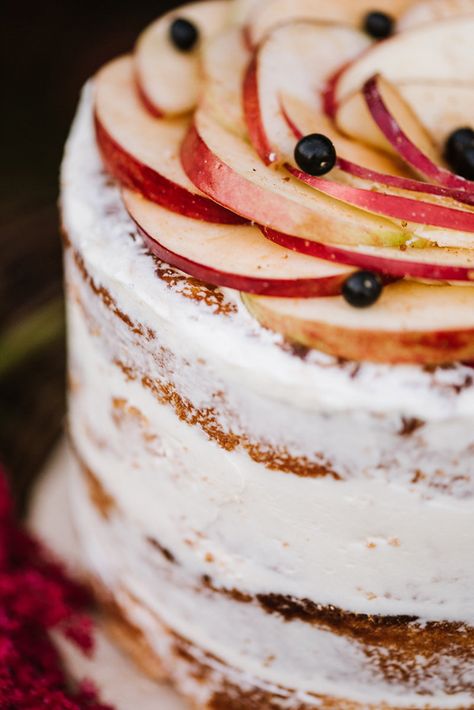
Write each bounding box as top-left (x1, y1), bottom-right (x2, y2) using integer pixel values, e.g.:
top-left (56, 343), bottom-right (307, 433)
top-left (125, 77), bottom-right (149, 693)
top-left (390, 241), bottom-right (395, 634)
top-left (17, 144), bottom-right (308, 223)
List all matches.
top-left (93, 0), bottom-right (474, 366)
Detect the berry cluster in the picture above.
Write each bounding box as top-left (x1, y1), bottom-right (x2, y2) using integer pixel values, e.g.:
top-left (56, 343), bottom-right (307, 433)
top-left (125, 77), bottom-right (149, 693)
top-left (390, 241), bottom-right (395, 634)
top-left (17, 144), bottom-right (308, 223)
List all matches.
top-left (0, 466), bottom-right (112, 709)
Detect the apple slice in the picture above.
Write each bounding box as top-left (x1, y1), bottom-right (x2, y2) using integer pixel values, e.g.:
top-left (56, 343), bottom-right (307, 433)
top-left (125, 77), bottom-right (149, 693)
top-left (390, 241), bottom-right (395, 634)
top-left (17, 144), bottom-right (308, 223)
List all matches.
top-left (261, 226), bottom-right (474, 283)
top-left (363, 74), bottom-right (474, 191)
top-left (243, 22), bottom-right (371, 164)
top-left (398, 0), bottom-right (474, 31)
top-left (201, 28), bottom-right (250, 138)
top-left (123, 190), bottom-right (353, 297)
top-left (242, 281), bottom-right (474, 365)
top-left (134, 1), bottom-right (230, 117)
top-left (397, 82), bottom-right (474, 147)
top-left (335, 15), bottom-right (474, 104)
top-left (181, 108), bottom-right (413, 248)
top-left (94, 56), bottom-right (242, 224)
top-left (244, 0), bottom-right (414, 48)
top-left (286, 164), bottom-right (474, 244)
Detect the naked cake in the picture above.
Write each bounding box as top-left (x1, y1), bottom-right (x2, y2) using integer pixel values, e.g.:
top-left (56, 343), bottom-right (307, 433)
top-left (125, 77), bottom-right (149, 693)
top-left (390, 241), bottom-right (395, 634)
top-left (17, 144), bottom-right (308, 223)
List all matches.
top-left (60, 0), bottom-right (474, 707)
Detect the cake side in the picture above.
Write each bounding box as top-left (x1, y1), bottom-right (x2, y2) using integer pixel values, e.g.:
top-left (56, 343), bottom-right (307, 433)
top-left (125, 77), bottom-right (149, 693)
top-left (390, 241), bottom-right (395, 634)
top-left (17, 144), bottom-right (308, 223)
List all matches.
top-left (60, 83), bottom-right (474, 708)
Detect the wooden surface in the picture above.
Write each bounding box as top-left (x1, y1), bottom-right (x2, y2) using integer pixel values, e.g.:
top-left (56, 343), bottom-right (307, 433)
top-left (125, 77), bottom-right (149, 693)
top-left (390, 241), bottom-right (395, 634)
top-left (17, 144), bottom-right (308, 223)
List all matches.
top-left (0, 0), bottom-right (183, 508)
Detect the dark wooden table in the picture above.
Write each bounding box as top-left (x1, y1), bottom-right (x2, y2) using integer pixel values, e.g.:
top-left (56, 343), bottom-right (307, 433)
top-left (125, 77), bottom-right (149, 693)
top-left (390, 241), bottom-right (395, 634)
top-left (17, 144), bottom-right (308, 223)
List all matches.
top-left (1, 0), bottom-right (183, 508)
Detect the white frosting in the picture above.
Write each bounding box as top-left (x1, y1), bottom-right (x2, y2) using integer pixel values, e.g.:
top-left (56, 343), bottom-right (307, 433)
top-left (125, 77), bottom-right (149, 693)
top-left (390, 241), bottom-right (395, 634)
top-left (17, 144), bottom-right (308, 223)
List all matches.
top-left (61, 84), bottom-right (474, 706)
top-left (67, 454), bottom-right (472, 709)
top-left (67, 294), bottom-right (474, 624)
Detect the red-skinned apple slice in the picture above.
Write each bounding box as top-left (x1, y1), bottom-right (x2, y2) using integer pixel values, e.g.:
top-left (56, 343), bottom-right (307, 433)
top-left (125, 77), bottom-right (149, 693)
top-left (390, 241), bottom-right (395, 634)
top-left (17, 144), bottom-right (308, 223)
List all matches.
top-left (261, 225), bottom-right (474, 283)
top-left (134, 1), bottom-right (230, 117)
top-left (242, 281), bottom-right (474, 365)
top-left (123, 190), bottom-right (354, 297)
top-left (398, 0), bottom-right (474, 31)
top-left (94, 56), bottom-right (242, 224)
top-left (243, 22), bottom-right (371, 165)
top-left (363, 75), bottom-right (474, 192)
top-left (243, 0), bottom-right (414, 48)
top-left (335, 16), bottom-right (474, 105)
top-left (201, 28), bottom-right (250, 138)
top-left (285, 164), bottom-right (474, 244)
top-left (181, 108), bottom-right (413, 248)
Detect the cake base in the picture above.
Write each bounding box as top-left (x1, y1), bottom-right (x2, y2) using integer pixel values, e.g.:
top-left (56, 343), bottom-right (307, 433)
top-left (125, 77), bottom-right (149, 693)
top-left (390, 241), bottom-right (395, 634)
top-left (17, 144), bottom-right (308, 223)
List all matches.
top-left (28, 440), bottom-right (188, 710)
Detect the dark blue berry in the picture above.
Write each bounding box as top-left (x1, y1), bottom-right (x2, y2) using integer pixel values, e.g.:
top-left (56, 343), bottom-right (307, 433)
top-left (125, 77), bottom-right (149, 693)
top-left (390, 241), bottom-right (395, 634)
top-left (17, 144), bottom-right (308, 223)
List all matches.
top-left (294, 134), bottom-right (336, 176)
top-left (170, 18), bottom-right (199, 51)
top-left (364, 11), bottom-right (394, 39)
top-left (445, 128), bottom-right (474, 181)
top-left (342, 271), bottom-right (383, 308)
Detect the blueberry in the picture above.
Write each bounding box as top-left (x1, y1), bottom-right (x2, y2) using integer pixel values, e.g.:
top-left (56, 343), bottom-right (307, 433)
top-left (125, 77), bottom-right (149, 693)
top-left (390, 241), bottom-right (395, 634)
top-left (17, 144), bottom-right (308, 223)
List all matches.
top-left (169, 17), bottom-right (199, 51)
top-left (342, 271), bottom-right (383, 308)
top-left (294, 134), bottom-right (336, 176)
top-left (364, 11), bottom-right (394, 39)
top-left (445, 128), bottom-right (474, 181)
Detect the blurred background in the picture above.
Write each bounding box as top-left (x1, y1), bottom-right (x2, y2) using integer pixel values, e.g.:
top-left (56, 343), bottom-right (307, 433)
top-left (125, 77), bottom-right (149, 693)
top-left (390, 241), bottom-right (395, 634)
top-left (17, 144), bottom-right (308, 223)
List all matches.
top-left (1, 0), bottom-right (182, 508)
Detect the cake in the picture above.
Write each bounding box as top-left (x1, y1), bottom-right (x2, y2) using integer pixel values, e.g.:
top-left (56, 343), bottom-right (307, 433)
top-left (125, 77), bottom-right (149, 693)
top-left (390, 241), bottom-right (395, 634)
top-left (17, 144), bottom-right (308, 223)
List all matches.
top-left (59, 0), bottom-right (474, 707)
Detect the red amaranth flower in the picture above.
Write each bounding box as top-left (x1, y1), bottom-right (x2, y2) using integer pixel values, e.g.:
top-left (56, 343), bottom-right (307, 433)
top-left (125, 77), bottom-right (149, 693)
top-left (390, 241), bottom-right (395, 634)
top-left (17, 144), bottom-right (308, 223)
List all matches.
top-left (0, 463), bottom-right (113, 709)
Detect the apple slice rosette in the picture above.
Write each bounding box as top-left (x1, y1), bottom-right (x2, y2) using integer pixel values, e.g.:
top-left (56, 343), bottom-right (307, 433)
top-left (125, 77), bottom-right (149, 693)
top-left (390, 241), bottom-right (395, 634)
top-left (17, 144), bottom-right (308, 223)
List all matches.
top-left (89, 0), bottom-right (474, 366)
top-left (94, 56), bottom-right (243, 224)
top-left (135, 1), bottom-right (230, 117)
top-left (123, 190), bottom-right (354, 298)
top-left (243, 281), bottom-right (474, 365)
